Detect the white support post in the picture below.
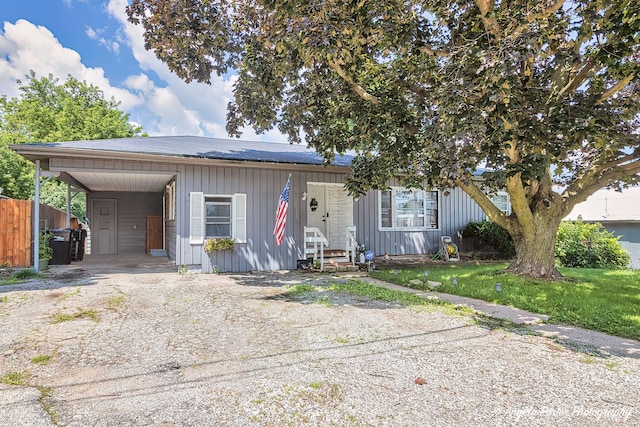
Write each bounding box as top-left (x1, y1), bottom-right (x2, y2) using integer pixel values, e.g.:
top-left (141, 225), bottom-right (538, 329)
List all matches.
top-left (66, 183), bottom-right (71, 228)
top-left (33, 160), bottom-right (41, 272)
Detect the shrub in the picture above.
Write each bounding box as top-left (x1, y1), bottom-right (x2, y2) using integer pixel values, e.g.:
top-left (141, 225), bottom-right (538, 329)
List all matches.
top-left (556, 220), bottom-right (630, 269)
top-left (462, 220), bottom-right (515, 257)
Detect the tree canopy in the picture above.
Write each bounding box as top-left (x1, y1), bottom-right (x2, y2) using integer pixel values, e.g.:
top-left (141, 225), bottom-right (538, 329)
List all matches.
top-left (127, 0), bottom-right (640, 278)
top-left (0, 72), bottom-right (144, 217)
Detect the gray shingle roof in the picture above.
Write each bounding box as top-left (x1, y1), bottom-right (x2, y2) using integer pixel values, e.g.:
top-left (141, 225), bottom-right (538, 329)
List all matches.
top-left (24, 136), bottom-right (353, 167)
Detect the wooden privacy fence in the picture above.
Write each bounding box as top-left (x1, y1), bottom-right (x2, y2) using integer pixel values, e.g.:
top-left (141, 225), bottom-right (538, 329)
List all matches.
top-left (0, 199), bottom-right (69, 268)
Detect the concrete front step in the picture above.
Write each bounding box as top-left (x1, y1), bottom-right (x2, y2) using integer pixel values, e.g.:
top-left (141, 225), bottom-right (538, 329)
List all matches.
top-left (307, 250), bottom-right (347, 258)
top-left (322, 264), bottom-right (360, 272)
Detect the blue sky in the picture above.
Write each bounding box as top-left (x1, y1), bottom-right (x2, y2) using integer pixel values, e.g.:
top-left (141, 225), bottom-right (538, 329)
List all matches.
top-left (0, 0), bottom-right (287, 142)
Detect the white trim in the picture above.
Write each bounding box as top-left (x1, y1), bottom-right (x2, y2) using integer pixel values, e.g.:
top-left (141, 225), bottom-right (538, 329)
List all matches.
top-left (378, 187), bottom-right (440, 231)
top-left (189, 191), bottom-right (205, 244)
top-left (204, 195), bottom-right (233, 238)
top-left (306, 181), bottom-right (346, 187)
top-left (165, 179), bottom-right (176, 220)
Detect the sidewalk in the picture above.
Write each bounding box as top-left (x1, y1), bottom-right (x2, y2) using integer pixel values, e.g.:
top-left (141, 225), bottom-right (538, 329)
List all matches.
top-left (359, 276), bottom-right (640, 359)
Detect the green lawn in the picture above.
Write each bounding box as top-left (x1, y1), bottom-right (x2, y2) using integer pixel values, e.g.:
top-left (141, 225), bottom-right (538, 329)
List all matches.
top-left (371, 264), bottom-right (640, 341)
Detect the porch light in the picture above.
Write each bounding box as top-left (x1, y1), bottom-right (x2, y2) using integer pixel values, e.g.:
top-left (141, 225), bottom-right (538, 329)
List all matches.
top-left (301, 192), bottom-right (308, 201)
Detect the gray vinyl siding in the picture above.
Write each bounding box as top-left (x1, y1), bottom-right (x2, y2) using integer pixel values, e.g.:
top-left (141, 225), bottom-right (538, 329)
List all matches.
top-left (51, 158), bottom-right (180, 174)
top-left (177, 165), bottom-right (348, 272)
top-left (354, 180), bottom-right (486, 257)
top-left (165, 219), bottom-right (177, 262)
top-left (50, 156), bottom-right (489, 272)
top-left (87, 191), bottom-right (163, 254)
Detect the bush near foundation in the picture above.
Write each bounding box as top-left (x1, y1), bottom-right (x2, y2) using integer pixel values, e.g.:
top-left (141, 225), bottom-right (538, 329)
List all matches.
top-left (462, 220), bottom-right (515, 258)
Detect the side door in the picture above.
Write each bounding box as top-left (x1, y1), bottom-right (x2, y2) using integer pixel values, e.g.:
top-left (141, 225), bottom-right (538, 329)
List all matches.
top-left (93, 200), bottom-right (117, 254)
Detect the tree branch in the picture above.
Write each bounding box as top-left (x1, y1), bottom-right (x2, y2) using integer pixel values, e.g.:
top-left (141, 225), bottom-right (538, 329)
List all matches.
top-left (561, 154), bottom-right (640, 216)
top-left (418, 45), bottom-right (450, 57)
top-left (600, 148), bottom-right (640, 171)
top-left (555, 58), bottom-right (597, 100)
top-left (506, 173), bottom-right (535, 235)
top-left (327, 58), bottom-right (379, 105)
top-left (398, 80), bottom-right (430, 98)
top-left (528, 0), bottom-right (565, 21)
top-left (506, 0), bottom-right (567, 41)
top-left (475, 0), bottom-right (501, 39)
top-left (596, 73), bottom-right (635, 105)
top-left (454, 177), bottom-right (511, 229)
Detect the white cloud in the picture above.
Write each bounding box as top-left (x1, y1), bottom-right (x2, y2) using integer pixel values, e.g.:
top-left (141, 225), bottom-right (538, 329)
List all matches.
top-left (0, 4), bottom-right (289, 143)
top-left (85, 26), bottom-right (97, 39)
top-left (85, 25), bottom-right (120, 55)
top-left (0, 19), bottom-right (141, 110)
top-left (106, 0), bottom-right (288, 142)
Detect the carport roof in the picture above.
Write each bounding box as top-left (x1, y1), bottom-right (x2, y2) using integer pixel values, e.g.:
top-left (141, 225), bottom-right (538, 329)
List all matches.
top-left (11, 135), bottom-right (354, 167)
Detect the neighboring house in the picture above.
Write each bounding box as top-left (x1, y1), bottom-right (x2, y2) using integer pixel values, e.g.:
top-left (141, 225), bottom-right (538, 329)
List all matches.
top-left (565, 186), bottom-right (640, 269)
top-left (11, 136), bottom-right (489, 272)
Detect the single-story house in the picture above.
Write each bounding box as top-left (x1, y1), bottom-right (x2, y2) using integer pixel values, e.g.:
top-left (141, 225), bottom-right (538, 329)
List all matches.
top-left (11, 136), bottom-right (491, 272)
top-left (565, 186), bottom-right (640, 269)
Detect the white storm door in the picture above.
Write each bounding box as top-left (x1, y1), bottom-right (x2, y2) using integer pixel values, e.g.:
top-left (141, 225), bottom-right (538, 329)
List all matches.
top-left (326, 185), bottom-right (353, 249)
top-left (306, 183), bottom-right (353, 249)
top-left (306, 183), bottom-right (327, 237)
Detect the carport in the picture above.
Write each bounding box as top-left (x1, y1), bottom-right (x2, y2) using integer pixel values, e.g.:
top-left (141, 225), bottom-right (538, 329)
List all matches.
top-left (10, 142), bottom-right (178, 272)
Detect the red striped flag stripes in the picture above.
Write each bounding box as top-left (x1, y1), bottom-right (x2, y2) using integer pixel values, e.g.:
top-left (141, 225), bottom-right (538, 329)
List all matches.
top-left (274, 176), bottom-right (290, 246)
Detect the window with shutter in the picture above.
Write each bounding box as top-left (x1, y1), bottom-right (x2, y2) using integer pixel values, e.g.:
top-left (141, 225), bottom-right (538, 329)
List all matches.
top-left (190, 192), bottom-right (247, 244)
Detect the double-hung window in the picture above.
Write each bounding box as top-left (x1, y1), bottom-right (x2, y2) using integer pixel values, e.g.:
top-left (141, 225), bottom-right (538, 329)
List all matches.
top-left (491, 192), bottom-right (511, 215)
top-left (379, 188), bottom-right (439, 230)
top-left (205, 197), bottom-right (232, 237)
top-left (189, 192), bottom-right (246, 244)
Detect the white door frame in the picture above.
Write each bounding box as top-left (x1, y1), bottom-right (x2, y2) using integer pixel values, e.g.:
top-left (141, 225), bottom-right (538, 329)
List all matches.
top-left (306, 182), bottom-right (353, 249)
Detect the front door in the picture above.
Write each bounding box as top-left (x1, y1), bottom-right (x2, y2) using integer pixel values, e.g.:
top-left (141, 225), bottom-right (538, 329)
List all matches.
top-left (306, 183), bottom-right (353, 249)
top-left (93, 200), bottom-right (117, 254)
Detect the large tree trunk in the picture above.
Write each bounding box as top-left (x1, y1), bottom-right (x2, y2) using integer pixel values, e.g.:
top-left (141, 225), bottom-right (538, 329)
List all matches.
top-left (506, 214), bottom-right (563, 280)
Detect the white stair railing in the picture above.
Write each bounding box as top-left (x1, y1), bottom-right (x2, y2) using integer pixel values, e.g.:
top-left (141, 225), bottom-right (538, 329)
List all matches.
top-left (304, 226), bottom-right (329, 271)
top-left (345, 226), bottom-right (357, 265)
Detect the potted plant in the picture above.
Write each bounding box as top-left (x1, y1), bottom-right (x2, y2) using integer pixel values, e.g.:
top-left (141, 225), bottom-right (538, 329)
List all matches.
top-left (358, 243), bottom-right (367, 264)
top-left (38, 231), bottom-right (53, 271)
top-left (203, 237), bottom-right (235, 254)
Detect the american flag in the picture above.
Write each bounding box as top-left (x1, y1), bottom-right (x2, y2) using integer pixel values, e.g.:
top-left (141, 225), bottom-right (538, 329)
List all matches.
top-left (273, 176), bottom-right (290, 246)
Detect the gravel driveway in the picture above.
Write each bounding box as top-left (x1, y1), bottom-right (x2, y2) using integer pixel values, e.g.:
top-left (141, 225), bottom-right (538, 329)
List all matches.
top-left (1, 268), bottom-right (638, 426)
